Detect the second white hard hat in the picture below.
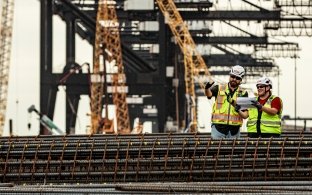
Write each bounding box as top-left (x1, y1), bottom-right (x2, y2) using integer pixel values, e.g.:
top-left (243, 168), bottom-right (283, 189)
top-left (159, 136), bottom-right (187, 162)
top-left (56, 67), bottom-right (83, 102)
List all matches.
top-left (256, 77), bottom-right (273, 88)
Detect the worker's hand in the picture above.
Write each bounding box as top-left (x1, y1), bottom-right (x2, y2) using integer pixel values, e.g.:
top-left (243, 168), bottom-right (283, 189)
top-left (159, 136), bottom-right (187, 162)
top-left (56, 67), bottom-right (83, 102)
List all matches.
top-left (225, 92), bottom-right (234, 104)
top-left (234, 104), bottom-right (241, 112)
top-left (251, 100), bottom-right (262, 110)
top-left (205, 81), bottom-right (215, 89)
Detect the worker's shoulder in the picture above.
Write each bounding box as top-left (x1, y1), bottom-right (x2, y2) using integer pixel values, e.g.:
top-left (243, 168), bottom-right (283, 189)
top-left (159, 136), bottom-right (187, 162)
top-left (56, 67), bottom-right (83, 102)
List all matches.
top-left (271, 95), bottom-right (282, 102)
top-left (216, 84), bottom-right (227, 90)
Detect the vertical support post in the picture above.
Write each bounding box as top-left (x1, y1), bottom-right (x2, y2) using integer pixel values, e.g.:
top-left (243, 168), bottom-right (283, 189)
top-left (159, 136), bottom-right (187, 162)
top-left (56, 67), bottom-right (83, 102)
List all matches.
top-left (294, 56), bottom-right (297, 131)
top-left (40, 0), bottom-right (57, 135)
top-left (65, 16), bottom-right (79, 134)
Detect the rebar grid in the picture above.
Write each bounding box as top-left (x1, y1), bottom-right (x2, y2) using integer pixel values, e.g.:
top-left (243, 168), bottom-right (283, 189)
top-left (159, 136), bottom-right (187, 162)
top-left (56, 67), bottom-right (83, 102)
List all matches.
top-left (1, 132), bottom-right (312, 184)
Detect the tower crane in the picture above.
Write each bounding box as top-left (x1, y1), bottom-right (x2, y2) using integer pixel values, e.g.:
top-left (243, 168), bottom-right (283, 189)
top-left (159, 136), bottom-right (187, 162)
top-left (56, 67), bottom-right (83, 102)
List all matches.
top-left (90, 0), bottom-right (131, 134)
top-left (0, 0), bottom-right (14, 136)
top-left (156, 0), bottom-right (211, 132)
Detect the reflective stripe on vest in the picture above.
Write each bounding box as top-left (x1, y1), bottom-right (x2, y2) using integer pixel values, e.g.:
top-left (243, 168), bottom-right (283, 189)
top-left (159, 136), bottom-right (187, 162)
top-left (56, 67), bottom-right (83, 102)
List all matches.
top-left (212, 113), bottom-right (242, 123)
top-left (215, 85), bottom-right (226, 110)
top-left (247, 119), bottom-right (281, 126)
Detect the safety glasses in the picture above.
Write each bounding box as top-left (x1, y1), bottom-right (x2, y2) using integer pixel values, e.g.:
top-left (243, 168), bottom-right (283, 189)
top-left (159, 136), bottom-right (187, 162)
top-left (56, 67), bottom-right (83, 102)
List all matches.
top-left (230, 75), bottom-right (242, 81)
top-left (256, 85), bottom-right (266, 89)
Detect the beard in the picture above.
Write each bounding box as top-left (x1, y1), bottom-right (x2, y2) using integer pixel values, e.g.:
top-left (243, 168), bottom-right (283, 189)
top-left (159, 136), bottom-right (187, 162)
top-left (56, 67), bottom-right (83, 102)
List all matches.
top-left (229, 80), bottom-right (239, 88)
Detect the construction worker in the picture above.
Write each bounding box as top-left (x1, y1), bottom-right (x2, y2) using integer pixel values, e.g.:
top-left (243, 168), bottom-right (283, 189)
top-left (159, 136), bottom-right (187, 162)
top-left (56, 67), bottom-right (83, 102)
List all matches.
top-left (247, 77), bottom-right (283, 138)
top-left (205, 65), bottom-right (249, 139)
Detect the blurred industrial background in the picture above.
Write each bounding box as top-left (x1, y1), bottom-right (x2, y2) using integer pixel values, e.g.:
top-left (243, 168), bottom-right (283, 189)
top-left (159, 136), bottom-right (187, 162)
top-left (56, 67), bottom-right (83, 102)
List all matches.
top-left (1, 0), bottom-right (312, 194)
top-left (1, 0), bottom-right (312, 136)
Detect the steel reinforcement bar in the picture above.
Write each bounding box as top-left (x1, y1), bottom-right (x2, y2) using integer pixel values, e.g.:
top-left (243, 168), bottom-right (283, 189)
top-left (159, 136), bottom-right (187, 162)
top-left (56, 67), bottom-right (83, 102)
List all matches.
top-left (1, 133), bottom-right (312, 184)
top-left (2, 182), bottom-right (312, 194)
top-left (0, 131), bottom-right (311, 142)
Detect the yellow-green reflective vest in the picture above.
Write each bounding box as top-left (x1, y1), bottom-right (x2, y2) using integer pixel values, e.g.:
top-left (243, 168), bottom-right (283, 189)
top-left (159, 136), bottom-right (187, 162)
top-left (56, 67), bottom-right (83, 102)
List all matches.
top-left (211, 84), bottom-right (246, 126)
top-left (247, 95), bottom-right (283, 134)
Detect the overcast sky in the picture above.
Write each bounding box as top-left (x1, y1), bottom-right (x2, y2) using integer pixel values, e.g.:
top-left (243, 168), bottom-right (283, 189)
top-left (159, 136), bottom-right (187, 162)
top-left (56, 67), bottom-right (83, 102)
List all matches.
top-left (3, 1), bottom-right (312, 136)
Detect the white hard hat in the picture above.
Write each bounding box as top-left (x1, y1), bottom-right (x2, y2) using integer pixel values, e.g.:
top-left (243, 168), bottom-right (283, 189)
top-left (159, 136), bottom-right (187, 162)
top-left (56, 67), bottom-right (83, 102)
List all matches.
top-left (230, 65), bottom-right (245, 78)
top-left (256, 77), bottom-right (272, 88)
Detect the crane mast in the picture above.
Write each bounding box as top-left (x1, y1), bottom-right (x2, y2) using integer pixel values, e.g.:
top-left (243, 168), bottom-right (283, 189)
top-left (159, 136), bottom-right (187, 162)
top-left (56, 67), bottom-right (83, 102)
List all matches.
top-left (156, 0), bottom-right (210, 132)
top-left (0, 0), bottom-right (14, 136)
top-left (90, 0), bottom-right (130, 134)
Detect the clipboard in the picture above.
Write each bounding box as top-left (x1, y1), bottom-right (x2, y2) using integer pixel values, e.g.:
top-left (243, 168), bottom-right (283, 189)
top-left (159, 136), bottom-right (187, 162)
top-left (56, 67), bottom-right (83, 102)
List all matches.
top-left (236, 97), bottom-right (257, 110)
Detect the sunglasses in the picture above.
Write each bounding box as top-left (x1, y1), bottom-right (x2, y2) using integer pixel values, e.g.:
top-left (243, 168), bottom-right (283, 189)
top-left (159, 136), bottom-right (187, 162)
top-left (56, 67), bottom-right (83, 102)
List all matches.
top-left (256, 85), bottom-right (266, 89)
top-left (230, 75), bottom-right (242, 80)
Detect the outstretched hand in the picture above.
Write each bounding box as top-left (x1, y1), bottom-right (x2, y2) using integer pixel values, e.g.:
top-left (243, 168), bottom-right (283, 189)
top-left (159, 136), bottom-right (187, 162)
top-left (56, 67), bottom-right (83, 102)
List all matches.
top-left (205, 81), bottom-right (215, 89)
top-left (251, 100), bottom-right (262, 110)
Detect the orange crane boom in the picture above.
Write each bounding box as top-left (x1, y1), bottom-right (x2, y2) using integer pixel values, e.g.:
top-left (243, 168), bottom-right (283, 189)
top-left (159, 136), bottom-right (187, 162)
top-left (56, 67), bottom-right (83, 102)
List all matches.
top-left (90, 0), bottom-right (130, 134)
top-left (156, 0), bottom-right (211, 132)
top-left (0, 0), bottom-right (14, 136)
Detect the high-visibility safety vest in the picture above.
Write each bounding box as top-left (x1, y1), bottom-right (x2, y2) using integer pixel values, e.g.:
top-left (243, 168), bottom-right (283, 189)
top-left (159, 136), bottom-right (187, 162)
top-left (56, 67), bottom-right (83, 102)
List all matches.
top-left (211, 84), bottom-right (246, 126)
top-left (247, 95), bottom-right (283, 134)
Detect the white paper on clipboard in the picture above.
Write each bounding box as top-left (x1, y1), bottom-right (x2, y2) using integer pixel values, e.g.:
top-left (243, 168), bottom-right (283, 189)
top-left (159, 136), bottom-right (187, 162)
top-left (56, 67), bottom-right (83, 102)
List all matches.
top-left (236, 97), bottom-right (257, 110)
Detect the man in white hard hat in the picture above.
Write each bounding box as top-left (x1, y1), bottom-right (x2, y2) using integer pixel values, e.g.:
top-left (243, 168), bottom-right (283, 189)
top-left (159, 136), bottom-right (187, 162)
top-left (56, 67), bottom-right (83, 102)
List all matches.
top-left (247, 77), bottom-right (283, 138)
top-left (205, 65), bottom-right (249, 139)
